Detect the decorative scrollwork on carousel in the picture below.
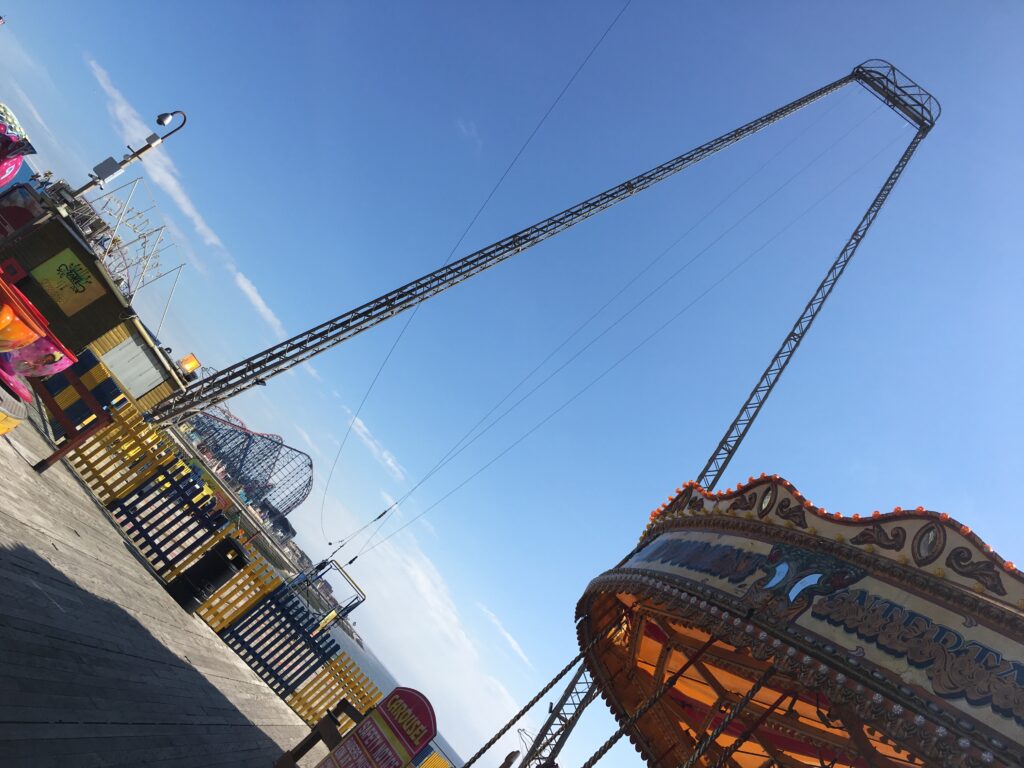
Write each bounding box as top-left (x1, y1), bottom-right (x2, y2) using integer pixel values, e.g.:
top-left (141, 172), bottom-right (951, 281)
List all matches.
top-left (774, 497), bottom-right (808, 528)
top-left (946, 546), bottom-right (1008, 596)
top-left (849, 523), bottom-right (907, 551)
top-left (757, 483), bottom-right (777, 518)
top-left (729, 491), bottom-right (757, 512)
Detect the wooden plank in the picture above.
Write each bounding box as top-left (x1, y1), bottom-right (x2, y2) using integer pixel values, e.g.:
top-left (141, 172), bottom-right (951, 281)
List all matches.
top-left (0, 419), bottom-right (314, 767)
top-left (196, 547), bottom-right (283, 633)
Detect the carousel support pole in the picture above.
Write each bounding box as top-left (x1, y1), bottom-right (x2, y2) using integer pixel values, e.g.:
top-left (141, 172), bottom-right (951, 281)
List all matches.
top-left (694, 697), bottom-right (725, 744)
top-left (462, 614), bottom-right (624, 768)
top-left (579, 636), bottom-right (718, 768)
top-left (680, 665), bottom-right (777, 768)
top-left (707, 691), bottom-right (789, 768)
top-left (831, 705), bottom-right (904, 768)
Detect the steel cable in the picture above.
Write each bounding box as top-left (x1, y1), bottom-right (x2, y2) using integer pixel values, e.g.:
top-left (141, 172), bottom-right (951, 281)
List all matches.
top-left (706, 690), bottom-right (789, 768)
top-left (345, 89), bottom-right (859, 556)
top-left (679, 666), bottom-right (777, 768)
top-left (355, 124), bottom-right (909, 560)
top-left (462, 613), bottom-right (621, 768)
top-left (318, 0), bottom-right (634, 541)
top-left (579, 635), bottom-right (718, 768)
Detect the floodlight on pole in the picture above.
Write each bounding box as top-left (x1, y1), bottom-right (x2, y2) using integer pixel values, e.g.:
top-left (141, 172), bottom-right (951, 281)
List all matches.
top-left (74, 110), bottom-right (187, 197)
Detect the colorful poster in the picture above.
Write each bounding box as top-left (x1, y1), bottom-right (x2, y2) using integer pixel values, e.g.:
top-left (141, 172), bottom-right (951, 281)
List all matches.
top-left (30, 248), bottom-right (106, 315)
top-left (0, 156), bottom-right (34, 193)
top-left (0, 155), bottom-right (23, 188)
top-left (317, 688), bottom-right (437, 768)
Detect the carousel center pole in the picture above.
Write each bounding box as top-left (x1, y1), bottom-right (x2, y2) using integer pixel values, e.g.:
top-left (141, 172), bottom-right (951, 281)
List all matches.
top-left (579, 636), bottom-right (718, 768)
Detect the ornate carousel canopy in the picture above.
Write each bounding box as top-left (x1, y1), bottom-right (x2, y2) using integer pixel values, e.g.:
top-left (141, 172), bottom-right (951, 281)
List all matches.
top-left (577, 476), bottom-right (1023, 768)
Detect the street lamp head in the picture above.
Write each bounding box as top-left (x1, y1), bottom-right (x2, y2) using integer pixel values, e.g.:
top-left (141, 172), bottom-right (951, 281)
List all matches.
top-left (154, 111), bottom-right (187, 141)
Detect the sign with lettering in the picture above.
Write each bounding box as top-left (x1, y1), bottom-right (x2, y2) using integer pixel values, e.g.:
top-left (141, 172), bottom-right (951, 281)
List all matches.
top-left (316, 688), bottom-right (437, 768)
top-left (30, 249), bottom-right (105, 315)
top-left (377, 687), bottom-right (435, 757)
top-left (804, 585), bottom-right (1024, 735)
top-left (627, 525), bottom-right (1024, 736)
top-left (626, 530), bottom-right (775, 599)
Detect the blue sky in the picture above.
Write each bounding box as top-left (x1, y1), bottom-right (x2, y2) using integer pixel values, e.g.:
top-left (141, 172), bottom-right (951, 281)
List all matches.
top-left (2, 2), bottom-right (1023, 765)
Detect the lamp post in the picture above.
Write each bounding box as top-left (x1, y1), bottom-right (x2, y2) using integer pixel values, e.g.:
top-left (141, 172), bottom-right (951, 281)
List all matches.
top-left (74, 110), bottom-right (187, 198)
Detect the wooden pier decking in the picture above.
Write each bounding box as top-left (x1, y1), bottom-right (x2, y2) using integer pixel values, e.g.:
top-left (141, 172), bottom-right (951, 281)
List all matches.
top-left (0, 414), bottom-right (324, 767)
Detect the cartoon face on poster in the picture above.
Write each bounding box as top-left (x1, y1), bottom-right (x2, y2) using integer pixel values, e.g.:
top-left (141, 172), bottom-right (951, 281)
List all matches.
top-left (30, 249), bottom-right (106, 315)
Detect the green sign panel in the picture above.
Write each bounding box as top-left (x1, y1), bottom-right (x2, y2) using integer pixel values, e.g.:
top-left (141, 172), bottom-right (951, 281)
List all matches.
top-left (30, 249), bottom-right (106, 316)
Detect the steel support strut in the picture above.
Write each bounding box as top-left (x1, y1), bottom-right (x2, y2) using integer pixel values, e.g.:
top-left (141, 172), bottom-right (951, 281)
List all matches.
top-left (519, 61), bottom-right (937, 768)
top-left (148, 75), bottom-right (854, 423)
top-left (517, 666), bottom-right (598, 768)
top-left (579, 637), bottom-right (719, 768)
top-left (693, 126), bottom-right (929, 490)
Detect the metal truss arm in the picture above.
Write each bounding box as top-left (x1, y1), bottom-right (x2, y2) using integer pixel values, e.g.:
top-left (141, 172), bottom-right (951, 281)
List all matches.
top-left (148, 75), bottom-right (854, 423)
top-left (518, 60), bottom-right (938, 768)
top-left (694, 127), bottom-right (928, 490)
top-left (532, 127), bottom-right (931, 768)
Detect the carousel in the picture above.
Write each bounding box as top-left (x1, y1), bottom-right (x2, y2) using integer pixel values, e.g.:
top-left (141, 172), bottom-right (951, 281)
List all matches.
top-left (575, 476), bottom-right (1024, 768)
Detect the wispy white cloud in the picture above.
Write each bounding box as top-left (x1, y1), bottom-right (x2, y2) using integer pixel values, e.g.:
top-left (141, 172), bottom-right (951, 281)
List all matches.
top-left (303, 362), bottom-right (323, 382)
top-left (456, 117), bottom-right (483, 151)
top-left (478, 604), bottom-right (533, 669)
top-left (88, 58), bottom-right (223, 249)
top-left (0, 60), bottom-right (87, 178)
top-left (87, 58), bottom-right (295, 346)
top-left (161, 215), bottom-right (207, 275)
top-left (294, 424), bottom-right (321, 458)
top-left (418, 516), bottom-right (437, 538)
top-left (343, 406), bottom-right (407, 482)
top-left (10, 82), bottom-right (56, 141)
top-left (0, 30), bottom-right (58, 91)
top-left (232, 268), bottom-right (288, 340)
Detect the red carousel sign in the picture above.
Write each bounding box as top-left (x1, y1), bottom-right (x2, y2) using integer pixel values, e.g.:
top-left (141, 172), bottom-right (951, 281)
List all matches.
top-left (318, 687), bottom-right (437, 768)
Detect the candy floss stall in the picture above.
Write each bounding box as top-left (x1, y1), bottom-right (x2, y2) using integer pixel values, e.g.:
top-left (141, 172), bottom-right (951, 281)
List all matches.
top-left (576, 476), bottom-right (1023, 768)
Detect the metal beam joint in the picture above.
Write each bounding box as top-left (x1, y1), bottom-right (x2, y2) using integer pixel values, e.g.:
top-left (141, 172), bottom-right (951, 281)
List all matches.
top-left (853, 59), bottom-right (939, 130)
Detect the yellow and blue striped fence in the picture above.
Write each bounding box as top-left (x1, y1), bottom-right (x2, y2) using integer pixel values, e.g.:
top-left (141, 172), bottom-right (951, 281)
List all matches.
top-left (38, 361), bottom-right (384, 730)
top-left (41, 350), bottom-right (125, 441)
